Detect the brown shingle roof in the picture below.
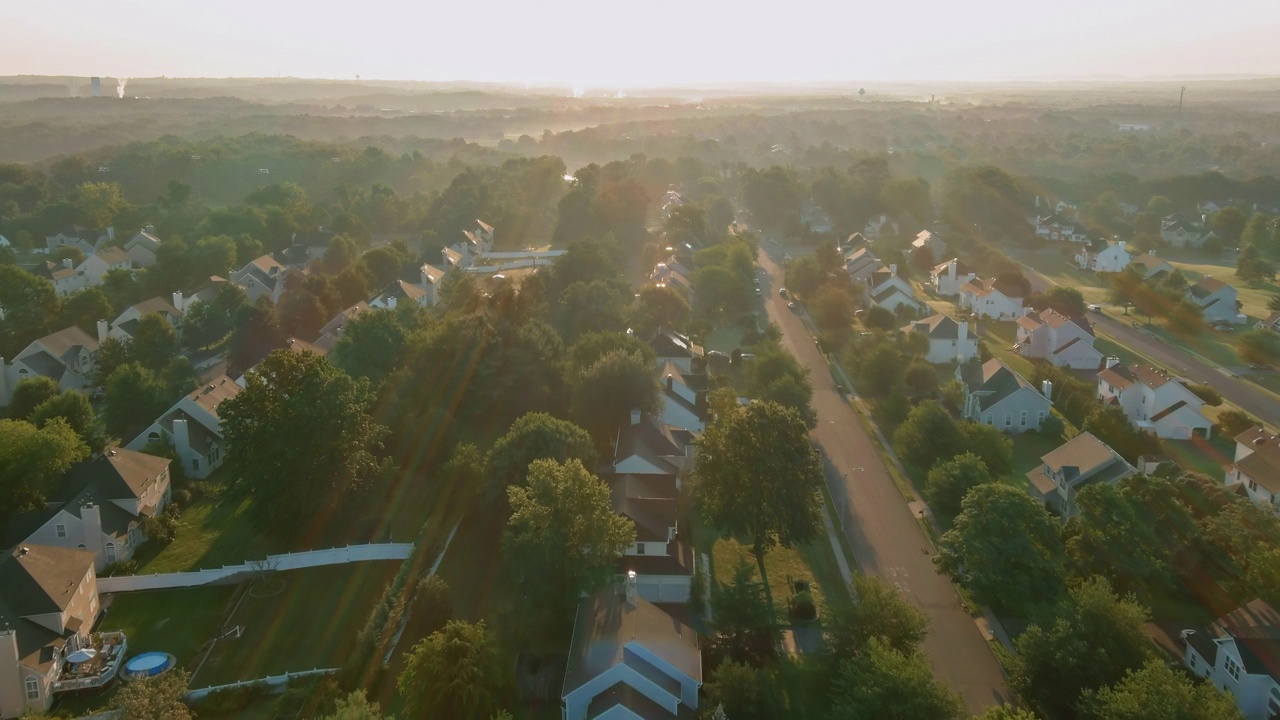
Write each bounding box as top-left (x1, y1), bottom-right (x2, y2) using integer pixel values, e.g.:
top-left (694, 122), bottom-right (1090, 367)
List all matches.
top-left (1039, 432), bottom-right (1123, 477)
top-left (563, 587), bottom-right (701, 696)
top-left (0, 544), bottom-right (95, 616)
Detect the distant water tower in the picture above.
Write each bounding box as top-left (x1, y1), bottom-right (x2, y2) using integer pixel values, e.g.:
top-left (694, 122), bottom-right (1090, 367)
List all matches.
top-left (91, 77), bottom-right (101, 97)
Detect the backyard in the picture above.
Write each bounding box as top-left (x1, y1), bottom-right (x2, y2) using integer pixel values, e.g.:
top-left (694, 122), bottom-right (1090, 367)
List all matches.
top-left (98, 585), bottom-right (237, 669)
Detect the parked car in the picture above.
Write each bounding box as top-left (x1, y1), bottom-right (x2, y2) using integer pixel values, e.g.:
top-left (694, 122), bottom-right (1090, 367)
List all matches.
top-left (779, 287), bottom-right (788, 298)
top-left (1088, 304), bottom-right (1101, 312)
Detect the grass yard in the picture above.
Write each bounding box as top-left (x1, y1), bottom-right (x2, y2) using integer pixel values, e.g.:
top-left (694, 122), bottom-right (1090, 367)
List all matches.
top-left (705, 530), bottom-right (852, 622)
top-left (194, 562), bottom-right (403, 687)
top-left (1006, 431), bottom-right (1072, 490)
top-left (1160, 252), bottom-right (1280, 320)
top-left (1164, 435), bottom-right (1237, 479)
top-left (134, 489), bottom-right (282, 574)
top-left (1005, 246), bottom-right (1111, 304)
top-left (978, 321), bottom-right (1039, 379)
top-left (99, 585), bottom-right (236, 668)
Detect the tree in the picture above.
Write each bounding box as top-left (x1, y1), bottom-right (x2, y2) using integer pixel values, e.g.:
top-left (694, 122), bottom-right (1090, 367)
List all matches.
top-left (1029, 286), bottom-right (1088, 318)
top-left (1239, 329), bottom-right (1280, 367)
top-left (570, 349), bottom-right (658, 444)
top-left (974, 708), bottom-right (1042, 720)
top-left (1084, 405), bottom-right (1159, 463)
top-left (826, 575), bottom-right (928, 663)
top-left (702, 661), bottom-right (785, 720)
top-left (113, 669), bottom-right (192, 720)
top-left (398, 620), bottom-right (506, 720)
top-left (744, 346), bottom-right (816, 427)
top-left (1215, 409), bottom-right (1257, 438)
top-left (504, 459), bottom-right (635, 619)
top-left (330, 305), bottom-right (426, 386)
top-left (1009, 578), bottom-right (1151, 720)
top-left (810, 284), bottom-right (857, 334)
top-left (1079, 660), bottom-right (1243, 720)
top-left (696, 401), bottom-right (824, 608)
top-left (958, 422), bottom-right (1014, 477)
top-left (131, 314), bottom-right (180, 372)
top-left (0, 418), bottom-right (88, 516)
top-left (411, 575), bottom-right (453, 639)
top-left (31, 390), bottom-right (98, 449)
top-left (58, 288), bottom-right (114, 335)
top-left (631, 284), bottom-right (691, 335)
top-left (712, 559), bottom-right (780, 665)
top-left (219, 350), bottom-right (387, 537)
top-left (936, 484), bottom-right (1066, 615)
top-left (1209, 206), bottom-right (1248, 246)
top-left (828, 638), bottom-right (964, 720)
top-left (7, 377), bottom-right (60, 421)
top-left (892, 401), bottom-right (966, 472)
top-left (925, 452), bottom-right (994, 518)
top-left (484, 412), bottom-right (597, 503)
top-left (784, 256), bottom-right (825, 298)
top-left (903, 358), bottom-right (938, 397)
top-left (317, 690), bottom-right (389, 720)
top-left (100, 364), bottom-right (171, 440)
top-left (0, 265), bottom-right (58, 356)
top-left (863, 305), bottom-right (897, 330)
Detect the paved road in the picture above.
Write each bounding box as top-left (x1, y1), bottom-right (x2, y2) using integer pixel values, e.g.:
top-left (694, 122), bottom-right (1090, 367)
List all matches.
top-left (1020, 265), bottom-right (1280, 429)
top-left (758, 248), bottom-right (1011, 714)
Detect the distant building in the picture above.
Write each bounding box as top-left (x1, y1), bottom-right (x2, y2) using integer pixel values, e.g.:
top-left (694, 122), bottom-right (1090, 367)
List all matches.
top-left (1076, 240), bottom-right (1132, 273)
top-left (1026, 432), bottom-right (1135, 518)
top-left (1224, 426), bottom-right (1280, 508)
top-left (902, 314), bottom-right (977, 365)
top-left (1180, 599), bottom-right (1280, 720)
top-left (1186, 276), bottom-right (1241, 325)
top-left (958, 358), bottom-right (1053, 434)
top-left (930, 258), bottom-right (976, 297)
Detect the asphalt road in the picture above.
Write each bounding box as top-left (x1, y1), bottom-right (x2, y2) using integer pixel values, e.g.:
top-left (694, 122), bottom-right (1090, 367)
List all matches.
top-left (1020, 265), bottom-right (1280, 429)
top-left (758, 248), bottom-right (1011, 714)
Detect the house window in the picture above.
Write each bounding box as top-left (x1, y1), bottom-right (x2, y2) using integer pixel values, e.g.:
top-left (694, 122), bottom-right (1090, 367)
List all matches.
top-left (984, 414), bottom-right (992, 425)
top-left (1225, 654), bottom-right (1242, 681)
top-left (56, 524), bottom-right (67, 538)
top-left (1020, 411), bottom-right (1028, 427)
top-left (25, 677), bottom-right (39, 701)
top-left (1004, 414), bottom-right (1012, 428)
top-left (192, 458), bottom-right (200, 472)
top-left (105, 542), bottom-right (116, 564)
top-left (1190, 653), bottom-right (1198, 670)
top-left (148, 431), bottom-right (161, 442)
top-left (1038, 411), bottom-right (1046, 424)
top-left (636, 543), bottom-right (646, 555)
top-left (1251, 480), bottom-right (1259, 492)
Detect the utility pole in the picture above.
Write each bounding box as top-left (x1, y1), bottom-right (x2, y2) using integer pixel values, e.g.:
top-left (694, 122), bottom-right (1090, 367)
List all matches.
top-left (1179, 86), bottom-right (1186, 115)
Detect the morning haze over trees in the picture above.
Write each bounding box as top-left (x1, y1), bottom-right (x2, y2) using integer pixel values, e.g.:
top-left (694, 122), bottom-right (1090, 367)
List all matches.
top-left (4, 8), bottom-right (1280, 718)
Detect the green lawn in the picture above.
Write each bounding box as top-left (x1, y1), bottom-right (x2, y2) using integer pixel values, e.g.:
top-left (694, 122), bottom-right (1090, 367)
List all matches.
top-left (978, 321), bottom-right (1039, 379)
top-left (705, 529), bottom-right (852, 623)
top-left (1159, 251), bottom-right (1280, 320)
top-left (1006, 431), bottom-right (1071, 490)
top-left (133, 488), bottom-right (282, 574)
top-left (99, 585), bottom-right (236, 668)
top-left (1164, 435), bottom-right (1236, 479)
top-left (194, 562), bottom-right (404, 687)
top-left (1004, 246), bottom-right (1111, 304)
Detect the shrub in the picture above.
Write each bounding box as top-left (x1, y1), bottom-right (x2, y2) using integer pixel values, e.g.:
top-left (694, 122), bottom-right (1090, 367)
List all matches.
top-left (172, 488), bottom-right (192, 508)
top-left (1038, 414), bottom-right (1066, 439)
top-left (789, 590), bottom-right (817, 621)
top-left (689, 565), bottom-right (708, 618)
top-left (102, 560), bottom-right (139, 576)
top-left (141, 513), bottom-right (179, 545)
top-left (1215, 409), bottom-right (1257, 438)
top-left (412, 576), bottom-right (453, 638)
top-left (1186, 383), bottom-right (1223, 406)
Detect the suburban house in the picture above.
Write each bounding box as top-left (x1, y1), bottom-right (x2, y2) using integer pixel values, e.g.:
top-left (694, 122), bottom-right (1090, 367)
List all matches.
top-left (0, 326), bottom-right (99, 406)
top-left (1096, 361), bottom-right (1212, 439)
top-left (650, 260), bottom-right (695, 299)
top-left (1257, 311), bottom-right (1280, 334)
top-left (861, 214), bottom-right (899, 240)
top-left (843, 247), bottom-right (883, 284)
top-left (958, 358), bottom-right (1053, 433)
top-left (902, 314), bottom-right (977, 365)
top-left (0, 544), bottom-right (125, 720)
top-left (1187, 276), bottom-right (1241, 324)
top-left (1026, 432), bottom-right (1136, 518)
top-left (369, 264), bottom-right (445, 310)
top-left (660, 188), bottom-right (683, 218)
top-left (311, 302), bottom-right (370, 354)
top-left (1035, 214), bottom-right (1087, 242)
top-left (101, 295), bottom-right (183, 342)
top-left (930, 258), bottom-right (976, 297)
top-left (1076, 240), bottom-right (1131, 273)
top-left (1224, 426), bottom-right (1280, 508)
top-left (4, 448), bottom-right (172, 571)
top-left (231, 254), bottom-right (289, 304)
top-left (561, 576), bottom-right (701, 720)
top-left (1015, 309), bottom-right (1103, 369)
top-left (647, 329), bottom-right (703, 375)
top-left (126, 375), bottom-right (240, 479)
top-left (911, 230), bottom-right (948, 264)
top-left (958, 277), bottom-right (1026, 321)
top-left (76, 248), bottom-right (132, 290)
top-left (800, 201), bottom-right (833, 234)
top-left (867, 265), bottom-right (923, 315)
top-left (122, 230), bottom-right (162, 267)
top-left (1179, 599), bottom-right (1280, 720)
top-left (49, 260), bottom-right (81, 297)
top-left (43, 225), bottom-right (112, 255)
top-left (657, 360), bottom-right (706, 433)
top-left (441, 220), bottom-right (495, 271)
top-left (1130, 253), bottom-right (1176, 280)
top-left (1161, 218), bottom-right (1209, 248)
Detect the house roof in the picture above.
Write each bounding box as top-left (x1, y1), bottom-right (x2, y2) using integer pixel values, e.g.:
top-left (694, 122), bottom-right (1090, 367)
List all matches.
top-left (187, 375), bottom-right (241, 417)
top-left (1260, 311), bottom-right (1280, 329)
top-left (614, 420), bottom-right (689, 474)
top-left (1189, 276), bottom-right (1230, 299)
top-left (1038, 432), bottom-right (1125, 479)
top-left (1097, 363), bottom-right (1175, 391)
top-left (912, 231), bottom-right (946, 250)
top-left (964, 359), bottom-right (1036, 411)
top-left (903, 313), bottom-right (962, 340)
top-left (649, 330), bottom-right (702, 360)
top-left (126, 230), bottom-right (162, 252)
top-left (619, 541), bottom-right (694, 578)
top-left (33, 325), bottom-right (100, 362)
top-left (1037, 213), bottom-right (1073, 227)
top-left (931, 258), bottom-right (973, 276)
top-left (659, 359), bottom-right (707, 393)
top-left (17, 351), bottom-right (68, 382)
top-left (92, 246), bottom-right (130, 265)
top-left (284, 337), bottom-right (326, 356)
top-left (563, 587), bottom-right (701, 697)
top-left (1130, 254), bottom-right (1171, 270)
top-left (872, 285), bottom-right (914, 304)
top-left (443, 247), bottom-right (463, 266)
top-left (122, 296), bottom-right (180, 322)
top-left (249, 254), bottom-right (286, 275)
top-left (317, 302), bottom-right (370, 339)
top-left (476, 219), bottom-right (494, 234)
top-left (421, 264), bottom-right (445, 285)
top-left (1162, 218), bottom-right (1201, 233)
top-left (58, 448), bottom-right (170, 503)
top-left (1214, 599), bottom-right (1280, 679)
top-left (0, 544), bottom-right (95, 616)
top-left (1232, 427), bottom-right (1280, 493)
top-left (1020, 308), bottom-right (1094, 336)
top-left (960, 277), bottom-right (1022, 300)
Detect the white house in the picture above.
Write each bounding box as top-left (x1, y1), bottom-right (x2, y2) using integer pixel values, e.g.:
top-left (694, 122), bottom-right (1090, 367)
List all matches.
top-left (44, 225), bottom-right (112, 255)
top-left (1130, 253), bottom-right (1175, 280)
top-left (1096, 361), bottom-right (1212, 439)
top-left (126, 375), bottom-right (241, 479)
top-left (657, 360), bottom-right (706, 433)
top-left (862, 214), bottom-right (899, 240)
top-left (231, 254), bottom-right (289, 305)
top-left (1224, 426), bottom-right (1280, 508)
top-left (4, 449), bottom-right (172, 572)
top-left (122, 230), bottom-right (162, 268)
top-left (1035, 214), bottom-right (1087, 243)
top-left (911, 230), bottom-right (948, 264)
top-left (1025, 432), bottom-right (1135, 518)
top-left (76, 248), bottom-right (132, 290)
top-left (867, 265), bottom-right (922, 316)
top-left (902, 314), bottom-right (977, 365)
top-left (561, 578), bottom-right (701, 720)
top-left (958, 277), bottom-right (1025, 321)
top-left (1076, 240), bottom-right (1131, 273)
top-left (1187, 276), bottom-right (1241, 325)
top-left (369, 264), bottom-right (445, 310)
top-left (1015, 309), bottom-right (1103, 369)
top-left (1180, 599), bottom-right (1280, 720)
top-left (843, 247), bottom-right (883, 284)
top-left (1161, 218), bottom-right (1209, 248)
top-left (441, 220), bottom-right (496, 271)
top-left (930, 258), bottom-right (976, 297)
top-left (102, 295), bottom-right (183, 342)
top-left (0, 326), bottom-right (99, 406)
top-left (959, 358), bottom-right (1053, 433)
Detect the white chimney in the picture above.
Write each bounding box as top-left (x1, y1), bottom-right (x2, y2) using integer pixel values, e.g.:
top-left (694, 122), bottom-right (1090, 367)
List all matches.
top-left (106, 226), bottom-right (115, 242)
top-left (441, 247), bottom-right (450, 268)
top-left (96, 319), bottom-right (109, 343)
top-left (172, 418), bottom-right (192, 470)
top-left (387, 295), bottom-right (397, 310)
top-left (948, 258), bottom-right (957, 276)
top-left (1106, 357), bottom-right (1120, 369)
top-left (63, 258), bottom-right (74, 269)
top-left (172, 291), bottom-right (184, 313)
top-left (1118, 240), bottom-right (1126, 252)
top-left (80, 503), bottom-right (105, 569)
top-left (630, 409), bottom-right (642, 426)
top-left (1041, 380), bottom-right (1053, 403)
top-left (958, 319), bottom-right (969, 348)
top-left (889, 263), bottom-right (898, 275)
top-left (625, 570), bottom-right (638, 606)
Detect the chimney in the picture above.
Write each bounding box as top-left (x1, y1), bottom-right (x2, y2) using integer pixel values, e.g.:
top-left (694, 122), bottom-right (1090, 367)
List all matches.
top-left (63, 257), bottom-right (74, 269)
top-left (630, 409), bottom-right (642, 426)
top-left (172, 291), bottom-right (184, 313)
top-left (958, 319), bottom-right (969, 347)
top-left (666, 374), bottom-right (674, 392)
top-left (106, 226), bottom-right (115, 242)
top-left (96, 319), bottom-right (109, 343)
top-left (889, 263), bottom-right (898, 276)
top-left (1150, 249), bottom-right (1158, 257)
top-left (1118, 240), bottom-right (1126, 252)
top-left (1106, 357), bottom-right (1120, 369)
top-left (441, 247), bottom-right (450, 268)
top-left (948, 258), bottom-right (957, 276)
top-left (80, 504), bottom-right (105, 569)
top-left (1041, 380), bottom-right (1053, 403)
top-left (173, 418), bottom-right (191, 470)
top-left (625, 570), bottom-right (638, 606)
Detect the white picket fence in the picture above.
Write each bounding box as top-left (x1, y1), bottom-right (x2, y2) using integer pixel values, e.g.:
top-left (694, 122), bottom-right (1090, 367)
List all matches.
top-left (98, 543), bottom-right (413, 593)
top-left (185, 667), bottom-right (338, 701)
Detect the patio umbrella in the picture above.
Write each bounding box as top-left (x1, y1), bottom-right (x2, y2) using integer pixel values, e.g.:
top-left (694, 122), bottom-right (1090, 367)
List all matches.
top-left (66, 648), bottom-right (97, 664)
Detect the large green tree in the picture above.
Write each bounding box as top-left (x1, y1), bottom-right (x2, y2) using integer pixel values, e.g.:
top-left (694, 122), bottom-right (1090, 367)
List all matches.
top-left (696, 401), bottom-right (824, 607)
top-left (827, 638), bottom-right (964, 720)
top-left (569, 349), bottom-right (659, 445)
top-left (398, 620), bottom-right (507, 720)
top-left (745, 346), bottom-right (816, 428)
top-left (936, 484), bottom-right (1066, 615)
top-left (112, 669), bottom-right (192, 720)
top-left (503, 459), bottom-right (635, 620)
top-left (220, 350), bottom-right (387, 538)
top-left (0, 265), bottom-right (58, 356)
top-left (484, 412), bottom-right (597, 503)
top-left (1079, 660), bottom-right (1244, 720)
top-left (31, 390), bottom-right (99, 450)
top-left (630, 284), bottom-right (691, 336)
top-left (712, 559), bottom-right (781, 665)
top-left (825, 575), bottom-right (929, 662)
top-left (0, 418), bottom-right (88, 517)
top-left (892, 401), bottom-right (966, 471)
top-left (925, 452), bottom-right (994, 519)
top-left (58, 288), bottom-right (114, 335)
top-left (330, 304), bottom-right (428, 386)
top-left (7, 377), bottom-right (60, 421)
top-left (702, 661), bottom-right (785, 720)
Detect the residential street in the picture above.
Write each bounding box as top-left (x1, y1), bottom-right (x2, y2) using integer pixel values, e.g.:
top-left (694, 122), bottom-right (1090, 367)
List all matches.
top-left (757, 247), bottom-right (1011, 714)
top-left (1019, 265), bottom-right (1280, 429)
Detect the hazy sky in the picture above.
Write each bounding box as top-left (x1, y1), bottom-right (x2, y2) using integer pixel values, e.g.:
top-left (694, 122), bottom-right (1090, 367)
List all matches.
top-left (2, 0), bottom-right (1278, 87)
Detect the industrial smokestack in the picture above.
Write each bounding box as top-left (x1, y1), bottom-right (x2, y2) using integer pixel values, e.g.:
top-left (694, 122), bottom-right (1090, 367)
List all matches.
top-left (116, 78), bottom-right (129, 99)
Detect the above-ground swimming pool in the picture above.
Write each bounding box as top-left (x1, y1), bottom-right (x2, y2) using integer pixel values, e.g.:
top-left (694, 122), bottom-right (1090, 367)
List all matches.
top-left (124, 652), bottom-right (175, 678)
